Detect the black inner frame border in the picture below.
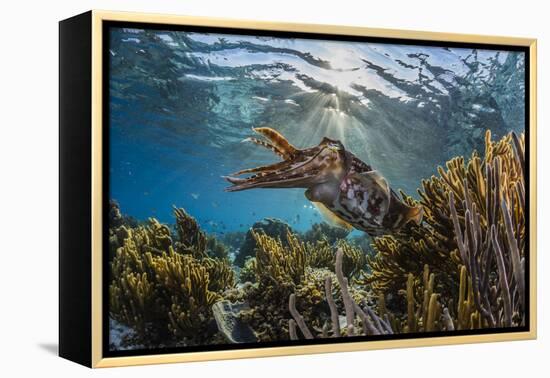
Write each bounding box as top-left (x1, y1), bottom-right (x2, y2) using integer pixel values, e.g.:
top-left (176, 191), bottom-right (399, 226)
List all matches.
top-left (102, 19), bottom-right (531, 359)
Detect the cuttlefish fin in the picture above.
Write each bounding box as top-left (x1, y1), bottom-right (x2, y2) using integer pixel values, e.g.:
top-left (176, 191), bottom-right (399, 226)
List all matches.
top-left (253, 127), bottom-right (298, 159)
top-left (312, 202), bottom-right (354, 231)
top-left (388, 191), bottom-right (423, 228)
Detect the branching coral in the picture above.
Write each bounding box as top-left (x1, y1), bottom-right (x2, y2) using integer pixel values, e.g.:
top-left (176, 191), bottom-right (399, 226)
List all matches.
top-left (302, 222), bottom-right (350, 245)
top-left (206, 235), bottom-right (230, 260)
top-left (239, 257), bottom-right (257, 284)
top-left (252, 229), bottom-right (366, 285)
top-left (232, 230), bottom-right (365, 342)
top-left (235, 218), bottom-right (294, 266)
top-left (109, 216), bottom-right (172, 261)
top-left (398, 264), bottom-right (459, 333)
top-left (202, 256), bottom-right (236, 293)
top-left (445, 132), bottom-right (525, 327)
top-left (289, 249), bottom-right (393, 340)
top-left (363, 207), bottom-right (461, 300)
top-left (336, 239), bottom-right (368, 280)
top-left (149, 248), bottom-right (221, 341)
top-left (252, 229), bottom-right (307, 287)
top-left (109, 206), bottom-right (235, 348)
top-left (109, 247), bottom-right (158, 340)
top-left (364, 130), bottom-right (526, 327)
top-left (173, 206), bottom-right (207, 258)
top-left (109, 230), bottom-right (169, 346)
top-left (304, 238), bottom-right (334, 271)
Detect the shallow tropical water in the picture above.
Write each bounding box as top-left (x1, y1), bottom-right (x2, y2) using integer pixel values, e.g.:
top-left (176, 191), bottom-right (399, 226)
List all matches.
top-left (108, 27), bottom-right (525, 235)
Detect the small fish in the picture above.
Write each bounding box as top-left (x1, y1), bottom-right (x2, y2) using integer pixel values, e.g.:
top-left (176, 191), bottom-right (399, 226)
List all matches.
top-left (211, 201), bottom-right (219, 208)
top-left (190, 193), bottom-right (200, 200)
top-left (224, 127), bottom-right (422, 236)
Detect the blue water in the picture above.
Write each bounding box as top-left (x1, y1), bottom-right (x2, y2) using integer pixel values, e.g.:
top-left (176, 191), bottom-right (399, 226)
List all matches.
top-left (108, 27), bottom-right (525, 235)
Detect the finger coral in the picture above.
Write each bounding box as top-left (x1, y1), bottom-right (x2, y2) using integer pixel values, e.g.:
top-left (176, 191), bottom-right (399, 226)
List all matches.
top-left (108, 206), bottom-right (235, 348)
top-left (398, 264), bottom-right (455, 333)
top-left (173, 206), bottom-right (207, 258)
top-left (235, 218), bottom-right (294, 266)
top-left (289, 249), bottom-right (393, 340)
top-left (202, 256), bottom-right (236, 293)
top-left (239, 257), bottom-right (257, 284)
top-left (252, 229), bottom-right (307, 287)
top-left (336, 239), bottom-right (368, 280)
top-left (149, 247), bottom-right (221, 342)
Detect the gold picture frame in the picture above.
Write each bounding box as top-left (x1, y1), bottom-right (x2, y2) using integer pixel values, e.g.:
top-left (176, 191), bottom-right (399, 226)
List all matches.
top-left (59, 10), bottom-right (537, 368)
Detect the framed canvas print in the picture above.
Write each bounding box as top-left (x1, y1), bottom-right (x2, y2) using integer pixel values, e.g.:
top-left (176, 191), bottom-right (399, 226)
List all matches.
top-left (59, 10), bottom-right (537, 368)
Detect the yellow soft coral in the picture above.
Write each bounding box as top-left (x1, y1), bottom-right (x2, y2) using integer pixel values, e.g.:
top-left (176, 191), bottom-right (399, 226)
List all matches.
top-left (108, 207), bottom-right (235, 347)
top-left (365, 130), bottom-right (526, 328)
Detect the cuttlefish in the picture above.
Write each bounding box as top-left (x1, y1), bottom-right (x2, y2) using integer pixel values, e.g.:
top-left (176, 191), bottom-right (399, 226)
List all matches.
top-left (224, 127), bottom-right (423, 236)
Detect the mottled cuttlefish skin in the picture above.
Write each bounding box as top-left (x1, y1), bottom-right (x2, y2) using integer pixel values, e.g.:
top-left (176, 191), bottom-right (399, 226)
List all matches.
top-left (224, 127), bottom-right (423, 236)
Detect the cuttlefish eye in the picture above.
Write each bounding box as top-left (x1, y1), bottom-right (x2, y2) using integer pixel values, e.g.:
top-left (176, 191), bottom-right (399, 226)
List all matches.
top-left (320, 137), bottom-right (344, 150)
top-left (326, 141), bottom-right (344, 153)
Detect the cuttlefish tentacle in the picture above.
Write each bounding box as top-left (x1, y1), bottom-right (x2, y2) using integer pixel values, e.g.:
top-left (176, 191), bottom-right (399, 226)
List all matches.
top-left (229, 160), bottom-right (290, 176)
top-left (224, 127), bottom-right (423, 236)
top-left (253, 127), bottom-right (297, 159)
top-left (242, 137), bottom-right (286, 159)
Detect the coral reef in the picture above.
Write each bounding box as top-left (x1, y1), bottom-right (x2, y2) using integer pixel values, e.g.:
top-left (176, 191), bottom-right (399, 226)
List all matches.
top-left (289, 249), bottom-right (393, 339)
top-left (206, 235), bottom-right (230, 260)
top-left (363, 131), bottom-right (525, 326)
top-left (253, 229), bottom-right (307, 288)
top-left (302, 238), bottom-right (333, 271)
top-left (224, 229), bottom-right (368, 342)
top-left (239, 257), bottom-right (257, 284)
top-left (109, 200), bottom-right (139, 229)
top-left (251, 229), bottom-right (366, 284)
top-left (212, 300), bottom-right (258, 343)
top-left (348, 233), bottom-right (374, 256)
top-left (398, 265), bottom-right (452, 333)
top-left (203, 257), bottom-right (236, 292)
top-left (173, 206), bottom-right (207, 258)
top-left (108, 130), bottom-right (526, 350)
top-left (235, 218), bottom-right (294, 266)
top-left (288, 252), bottom-right (487, 338)
top-left (302, 222), bottom-right (351, 245)
top-left (288, 131), bottom-right (526, 339)
top-left (220, 231), bottom-right (246, 252)
top-left (150, 248), bottom-right (221, 342)
top-left (108, 206), bottom-right (235, 348)
top-left (336, 240), bottom-right (368, 280)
